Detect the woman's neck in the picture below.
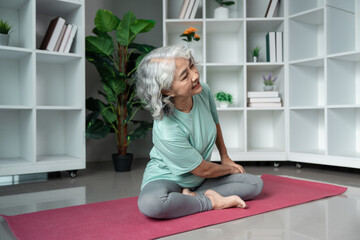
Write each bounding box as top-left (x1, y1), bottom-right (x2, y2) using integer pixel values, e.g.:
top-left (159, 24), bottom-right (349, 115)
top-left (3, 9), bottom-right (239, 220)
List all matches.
top-left (174, 96), bottom-right (193, 113)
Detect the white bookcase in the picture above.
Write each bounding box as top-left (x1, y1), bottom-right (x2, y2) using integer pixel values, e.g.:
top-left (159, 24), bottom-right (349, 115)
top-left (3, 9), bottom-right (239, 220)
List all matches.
top-left (163, 0), bottom-right (360, 169)
top-left (0, 0), bottom-right (85, 176)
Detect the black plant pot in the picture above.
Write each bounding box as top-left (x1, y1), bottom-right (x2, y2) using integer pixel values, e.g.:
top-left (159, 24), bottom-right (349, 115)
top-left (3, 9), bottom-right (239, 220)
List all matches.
top-left (112, 153), bottom-right (133, 172)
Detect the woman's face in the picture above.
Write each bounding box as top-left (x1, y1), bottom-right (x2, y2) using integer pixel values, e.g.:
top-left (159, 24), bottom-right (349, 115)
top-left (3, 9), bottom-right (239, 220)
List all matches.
top-left (165, 57), bottom-right (202, 99)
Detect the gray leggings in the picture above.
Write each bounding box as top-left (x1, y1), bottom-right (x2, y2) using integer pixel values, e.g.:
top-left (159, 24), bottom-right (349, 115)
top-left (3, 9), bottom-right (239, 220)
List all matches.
top-left (138, 173), bottom-right (263, 219)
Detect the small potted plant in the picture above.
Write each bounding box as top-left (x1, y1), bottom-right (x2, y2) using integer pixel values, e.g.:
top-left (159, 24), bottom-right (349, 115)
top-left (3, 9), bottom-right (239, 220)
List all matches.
top-left (263, 73), bottom-right (277, 91)
top-left (214, 0), bottom-right (235, 19)
top-left (180, 26), bottom-right (200, 56)
top-left (250, 46), bottom-right (260, 62)
top-left (215, 91), bottom-right (233, 108)
top-left (0, 19), bottom-right (12, 46)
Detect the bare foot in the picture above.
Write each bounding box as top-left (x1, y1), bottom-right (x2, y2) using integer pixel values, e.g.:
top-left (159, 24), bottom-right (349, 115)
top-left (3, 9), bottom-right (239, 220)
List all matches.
top-left (205, 189), bottom-right (247, 210)
top-left (182, 188), bottom-right (196, 197)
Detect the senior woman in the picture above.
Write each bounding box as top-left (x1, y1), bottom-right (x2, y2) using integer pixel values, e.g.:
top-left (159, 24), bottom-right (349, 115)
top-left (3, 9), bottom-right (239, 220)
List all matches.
top-left (136, 45), bottom-right (263, 219)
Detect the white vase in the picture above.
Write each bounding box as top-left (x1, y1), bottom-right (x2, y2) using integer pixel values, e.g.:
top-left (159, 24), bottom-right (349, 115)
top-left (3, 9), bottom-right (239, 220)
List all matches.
top-left (253, 56), bottom-right (258, 62)
top-left (220, 102), bottom-right (229, 108)
top-left (0, 34), bottom-right (10, 46)
top-left (214, 7), bottom-right (229, 19)
top-left (263, 85), bottom-right (273, 91)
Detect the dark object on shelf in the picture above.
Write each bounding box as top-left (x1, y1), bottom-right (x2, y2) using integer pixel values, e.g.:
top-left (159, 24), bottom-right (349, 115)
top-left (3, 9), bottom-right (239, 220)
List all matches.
top-left (112, 153), bottom-right (133, 172)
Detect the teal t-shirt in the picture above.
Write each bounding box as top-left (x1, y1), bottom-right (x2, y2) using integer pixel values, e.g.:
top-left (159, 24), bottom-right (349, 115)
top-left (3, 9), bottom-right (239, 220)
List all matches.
top-left (141, 82), bottom-right (219, 190)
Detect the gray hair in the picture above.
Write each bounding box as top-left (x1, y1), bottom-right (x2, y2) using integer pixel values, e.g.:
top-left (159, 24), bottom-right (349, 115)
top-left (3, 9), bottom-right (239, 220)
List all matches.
top-left (136, 45), bottom-right (193, 120)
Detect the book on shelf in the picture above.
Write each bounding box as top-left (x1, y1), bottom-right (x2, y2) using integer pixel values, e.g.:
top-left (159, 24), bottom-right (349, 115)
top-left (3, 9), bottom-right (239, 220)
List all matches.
top-left (54, 24), bottom-right (66, 52)
top-left (248, 102), bottom-right (282, 108)
top-left (249, 97), bottom-right (281, 103)
top-left (266, 32), bottom-right (276, 62)
top-left (184, 0), bottom-right (195, 19)
top-left (40, 17), bottom-right (66, 51)
top-left (63, 25), bottom-right (78, 53)
top-left (189, 0), bottom-right (200, 19)
top-left (265, 0), bottom-right (280, 17)
top-left (178, 0), bottom-right (190, 19)
top-left (276, 32), bottom-right (283, 62)
top-left (58, 24), bottom-right (73, 53)
top-left (248, 91), bottom-right (279, 98)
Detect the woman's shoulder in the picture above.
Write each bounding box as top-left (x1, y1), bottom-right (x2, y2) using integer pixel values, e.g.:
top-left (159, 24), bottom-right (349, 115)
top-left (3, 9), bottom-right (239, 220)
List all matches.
top-left (153, 116), bottom-right (187, 140)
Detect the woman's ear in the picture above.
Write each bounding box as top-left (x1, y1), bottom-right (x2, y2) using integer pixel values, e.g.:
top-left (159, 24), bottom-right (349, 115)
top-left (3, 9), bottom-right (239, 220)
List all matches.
top-left (161, 89), bottom-right (174, 97)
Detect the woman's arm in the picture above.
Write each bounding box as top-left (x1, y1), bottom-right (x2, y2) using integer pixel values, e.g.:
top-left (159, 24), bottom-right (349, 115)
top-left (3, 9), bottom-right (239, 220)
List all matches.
top-left (191, 124), bottom-right (245, 178)
top-left (191, 159), bottom-right (240, 178)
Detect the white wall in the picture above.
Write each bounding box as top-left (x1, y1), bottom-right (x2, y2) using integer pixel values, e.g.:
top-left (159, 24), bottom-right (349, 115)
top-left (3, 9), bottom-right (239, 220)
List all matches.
top-left (85, 0), bottom-right (163, 162)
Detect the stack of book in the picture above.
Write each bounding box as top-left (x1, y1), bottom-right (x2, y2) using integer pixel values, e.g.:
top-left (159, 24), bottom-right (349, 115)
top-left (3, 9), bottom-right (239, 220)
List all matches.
top-left (266, 31), bottom-right (283, 62)
top-left (178, 0), bottom-right (200, 19)
top-left (248, 91), bottom-right (282, 108)
top-left (40, 16), bottom-right (78, 53)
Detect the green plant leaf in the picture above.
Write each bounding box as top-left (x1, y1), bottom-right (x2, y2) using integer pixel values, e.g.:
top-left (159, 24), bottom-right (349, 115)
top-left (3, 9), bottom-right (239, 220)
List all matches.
top-left (94, 9), bottom-right (119, 32)
top-left (86, 36), bottom-right (114, 56)
top-left (86, 119), bottom-right (111, 139)
top-left (223, 1), bottom-right (235, 6)
top-left (86, 97), bottom-right (101, 111)
top-left (131, 19), bottom-right (156, 35)
top-left (116, 11), bottom-right (136, 46)
top-left (128, 120), bottom-right (153, 142)
top-left (98, 100), bottom-right (117, 123)
top-left (129, 43), bottom-right (156, 54)
top-left (92, 27), bottom-right (112, 40)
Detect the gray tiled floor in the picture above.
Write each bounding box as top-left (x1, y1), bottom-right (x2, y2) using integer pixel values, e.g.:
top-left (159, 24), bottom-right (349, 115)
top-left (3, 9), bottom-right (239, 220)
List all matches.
top-left (0, 160), bottom-right (359, 239)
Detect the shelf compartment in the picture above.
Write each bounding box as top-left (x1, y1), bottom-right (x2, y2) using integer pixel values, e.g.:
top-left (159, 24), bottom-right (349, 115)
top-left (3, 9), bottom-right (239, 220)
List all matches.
top-left (165, 21), bottom-right (203, 62)
top-left (289, 59), bottom-right (324, 107)
top-left (246, 64), bottom-right (284, 99)
top-left (0, 52), bottom-right (33, 106)
top-left (290, 109), bottom-right (325, 154)
top-left (206, 20), bottom-right (244, 64)
top-left (217, 111), bottom-right (245, 150)
top-left (328, 108), bottom-right (360, 158)
top-left (289, 8), bottom-right (324, 61)
top-left (36, 57), bottom-right (83, 107)
top-left (36, 0), bottom-right (84, 54)
top-left (327, 3), bottom-right (360, 55)
top-left (247, 110), bottom-right (285, 151)
top-left (0, 0), bottom-right (34, 49)
top-left (206, 65), bottom-right (244, 107)
top-left (289, 0), bottom-right (324, 16)
top-left (246, 20), bottom-right (284, 63)
top-left (246, 0), bottom-right (284, 18)
top-left (36, 109), bottom-right (84, 162)
top-left (0, 109), bottom-right (34, 163)
top-left (327, 58), bottom-right (360, 105)
top-left (206, 0), bottom-right (244, 19)
top-left (166, 0), bottom-right (203, 19)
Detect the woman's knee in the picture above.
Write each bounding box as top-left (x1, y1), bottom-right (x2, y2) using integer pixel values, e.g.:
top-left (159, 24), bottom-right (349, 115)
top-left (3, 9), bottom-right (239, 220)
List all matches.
top-left (137, 191), bottom-right (164, 218)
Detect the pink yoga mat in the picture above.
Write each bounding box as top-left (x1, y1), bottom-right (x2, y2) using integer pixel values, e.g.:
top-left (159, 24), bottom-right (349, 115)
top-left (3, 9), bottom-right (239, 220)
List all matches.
top-left (1, 174), bottom-right (347, 240)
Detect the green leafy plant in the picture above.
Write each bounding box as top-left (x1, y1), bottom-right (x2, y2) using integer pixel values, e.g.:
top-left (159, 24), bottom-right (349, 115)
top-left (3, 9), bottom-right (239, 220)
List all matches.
top-left (250, 46), bottom-right (260, 57)
top-left (85, 9), bottom-right (156, 156)
top-left (263, 73), bottom-right (277, 86)
top-left (215, 0), bottom-right (235, 6)
top-left (0, 19), bottom-right (12, 34)
top-left (215, 91), bottom-right (233, 104)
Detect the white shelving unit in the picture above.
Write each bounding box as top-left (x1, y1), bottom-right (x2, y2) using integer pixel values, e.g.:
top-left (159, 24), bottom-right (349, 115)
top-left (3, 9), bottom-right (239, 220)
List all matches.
top-left (164, 0), bottom-right (360, 169)
top-left (0, 0), bottom-right (85, 176)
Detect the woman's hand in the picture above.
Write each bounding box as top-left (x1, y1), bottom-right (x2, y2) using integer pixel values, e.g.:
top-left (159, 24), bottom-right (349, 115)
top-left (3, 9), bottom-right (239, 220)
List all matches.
top-left (221, 155), bottom-right (246, 174)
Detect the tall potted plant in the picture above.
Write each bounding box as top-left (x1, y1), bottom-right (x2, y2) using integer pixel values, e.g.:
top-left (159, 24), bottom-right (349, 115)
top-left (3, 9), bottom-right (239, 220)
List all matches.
top-left (85, 9), bottom-right (155, 171)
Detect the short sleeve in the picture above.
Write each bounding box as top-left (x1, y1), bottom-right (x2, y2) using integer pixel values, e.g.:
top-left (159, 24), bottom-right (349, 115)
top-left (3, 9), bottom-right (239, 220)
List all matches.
top-left (153, 123), bottom-right (203, 176)
top-left (202, 83), bottom-right (219, 124)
